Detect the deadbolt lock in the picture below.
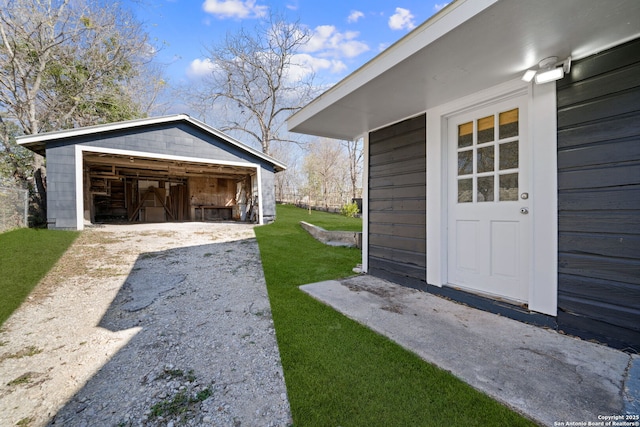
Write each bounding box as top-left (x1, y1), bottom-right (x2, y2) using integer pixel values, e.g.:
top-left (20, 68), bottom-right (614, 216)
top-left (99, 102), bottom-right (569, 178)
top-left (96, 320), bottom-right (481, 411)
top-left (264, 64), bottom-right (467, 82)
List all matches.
top-left (521, 193), bottom-right (529, 200)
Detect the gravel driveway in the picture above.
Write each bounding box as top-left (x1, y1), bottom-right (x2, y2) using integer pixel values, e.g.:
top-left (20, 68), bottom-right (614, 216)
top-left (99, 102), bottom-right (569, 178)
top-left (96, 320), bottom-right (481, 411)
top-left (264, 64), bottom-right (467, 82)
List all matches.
top-left (0, 222), bottom-right (292, 427)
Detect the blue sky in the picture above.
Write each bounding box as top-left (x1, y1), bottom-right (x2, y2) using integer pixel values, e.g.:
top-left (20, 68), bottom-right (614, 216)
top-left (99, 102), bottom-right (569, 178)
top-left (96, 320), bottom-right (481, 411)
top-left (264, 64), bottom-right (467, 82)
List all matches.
top-left (127, 0), bottom-right (449, 87)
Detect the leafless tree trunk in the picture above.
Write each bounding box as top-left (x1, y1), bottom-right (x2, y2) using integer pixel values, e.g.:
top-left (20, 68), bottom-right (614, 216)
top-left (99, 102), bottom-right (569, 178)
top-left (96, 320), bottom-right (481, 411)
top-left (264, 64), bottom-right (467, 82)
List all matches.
top-left (341, 139), bottom-right (363, 200)
top-left (270, 141), bottom-right (303, 203)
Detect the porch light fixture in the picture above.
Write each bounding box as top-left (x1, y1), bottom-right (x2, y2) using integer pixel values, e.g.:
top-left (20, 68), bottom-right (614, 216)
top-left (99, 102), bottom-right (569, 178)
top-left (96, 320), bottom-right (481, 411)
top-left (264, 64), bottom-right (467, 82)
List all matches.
top-left (521, 56), bottom-right (571, 84)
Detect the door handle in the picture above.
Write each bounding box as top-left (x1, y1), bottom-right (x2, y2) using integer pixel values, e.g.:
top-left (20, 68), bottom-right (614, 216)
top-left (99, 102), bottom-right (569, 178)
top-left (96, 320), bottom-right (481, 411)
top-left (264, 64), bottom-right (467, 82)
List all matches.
top-left (520, 207), bottom-right (529, 215)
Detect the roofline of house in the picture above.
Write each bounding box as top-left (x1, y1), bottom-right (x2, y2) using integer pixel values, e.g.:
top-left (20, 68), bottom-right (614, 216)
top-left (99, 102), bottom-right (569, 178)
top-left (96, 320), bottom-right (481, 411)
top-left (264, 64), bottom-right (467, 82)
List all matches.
top-left (16, 114), bottom-right (287, 172)
top-left (288, 0), bottom-right (640, 141)
top-left (287, 0), bottom-right (496, 136)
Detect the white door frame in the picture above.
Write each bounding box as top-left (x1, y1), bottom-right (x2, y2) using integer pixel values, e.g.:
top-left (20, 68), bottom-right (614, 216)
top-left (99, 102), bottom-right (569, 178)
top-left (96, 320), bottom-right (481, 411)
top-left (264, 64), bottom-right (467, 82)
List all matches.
top-left (426, 79), bottom-right (558, 316)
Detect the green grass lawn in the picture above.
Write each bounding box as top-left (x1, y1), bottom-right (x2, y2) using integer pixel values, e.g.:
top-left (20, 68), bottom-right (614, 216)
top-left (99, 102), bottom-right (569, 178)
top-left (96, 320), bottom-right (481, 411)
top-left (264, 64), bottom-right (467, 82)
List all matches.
top-left (294, 205), bottom-right (363, 232)
top-left (255, 204), bottom-right (535, 426)
top-left (0, 228), bottom-right (79, 327)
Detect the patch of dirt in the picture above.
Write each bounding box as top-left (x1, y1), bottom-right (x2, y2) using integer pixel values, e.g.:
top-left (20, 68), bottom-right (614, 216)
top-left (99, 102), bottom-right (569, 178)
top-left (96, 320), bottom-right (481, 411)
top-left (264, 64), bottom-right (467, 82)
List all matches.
top-left (342, 275), bottom-right (408, 298)
top-left (341, 275), bottom-right (415, 315)
top-left (0, 222), bottom-right (291, 427)
top-left (381, 304), bottom-right (405, 314)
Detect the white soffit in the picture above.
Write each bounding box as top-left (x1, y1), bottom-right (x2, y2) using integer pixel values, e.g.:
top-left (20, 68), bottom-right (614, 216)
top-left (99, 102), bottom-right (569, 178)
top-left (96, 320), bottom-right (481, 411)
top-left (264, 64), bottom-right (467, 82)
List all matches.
top-left (288, 0), bottom-right (640, 141)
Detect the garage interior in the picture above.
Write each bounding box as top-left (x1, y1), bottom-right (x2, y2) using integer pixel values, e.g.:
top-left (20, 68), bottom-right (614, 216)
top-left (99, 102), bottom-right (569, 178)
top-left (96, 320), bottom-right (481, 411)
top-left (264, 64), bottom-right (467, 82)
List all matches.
top-left (83, 152), bottom-right (257, 224)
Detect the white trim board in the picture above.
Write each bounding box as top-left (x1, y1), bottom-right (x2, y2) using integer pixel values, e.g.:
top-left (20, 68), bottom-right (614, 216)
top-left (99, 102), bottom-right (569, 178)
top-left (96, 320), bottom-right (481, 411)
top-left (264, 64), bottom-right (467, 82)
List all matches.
top-left (426, 79), bottom-right (558, 316)
top-left (74, 145), bottom-right (263, 230)
top-left (361, 132), bottom-right (370, 273)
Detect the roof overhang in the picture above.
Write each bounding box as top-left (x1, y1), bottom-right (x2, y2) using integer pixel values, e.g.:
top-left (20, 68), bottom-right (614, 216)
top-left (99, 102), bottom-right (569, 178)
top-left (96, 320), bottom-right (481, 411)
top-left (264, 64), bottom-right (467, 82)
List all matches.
top-left (16, 114), bottom-right (286, 172)
top-left (288, 0), bottom-right (640, 141)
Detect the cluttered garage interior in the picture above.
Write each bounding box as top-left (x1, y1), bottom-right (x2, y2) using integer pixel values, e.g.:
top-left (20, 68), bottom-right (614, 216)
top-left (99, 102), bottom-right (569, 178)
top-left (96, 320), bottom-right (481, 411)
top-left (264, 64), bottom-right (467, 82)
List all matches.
top-left (85, 152), bottom-right (259, 224)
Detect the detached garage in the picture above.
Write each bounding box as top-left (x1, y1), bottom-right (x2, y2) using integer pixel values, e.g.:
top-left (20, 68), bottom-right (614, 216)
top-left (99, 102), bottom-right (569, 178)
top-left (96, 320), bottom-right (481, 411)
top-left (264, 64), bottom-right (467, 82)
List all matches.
top-left (17, 114), bottom-right (286, 230)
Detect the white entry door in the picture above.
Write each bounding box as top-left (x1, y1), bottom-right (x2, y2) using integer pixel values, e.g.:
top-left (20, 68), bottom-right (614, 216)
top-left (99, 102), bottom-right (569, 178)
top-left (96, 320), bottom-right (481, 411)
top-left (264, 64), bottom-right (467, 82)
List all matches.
top-left (447, 96), bottom-right (530, 303)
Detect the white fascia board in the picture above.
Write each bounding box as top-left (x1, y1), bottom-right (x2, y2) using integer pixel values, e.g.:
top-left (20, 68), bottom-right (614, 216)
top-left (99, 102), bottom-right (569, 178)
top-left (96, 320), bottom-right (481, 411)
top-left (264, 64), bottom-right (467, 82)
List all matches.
top-left (184, 116), bottom-right (287, 172)
top-left (78, 145), bottom-right (261, 170)
top-left (287, 0), bottom-right (498, 134)
top-left (17, 115), bottom-right (190, 145)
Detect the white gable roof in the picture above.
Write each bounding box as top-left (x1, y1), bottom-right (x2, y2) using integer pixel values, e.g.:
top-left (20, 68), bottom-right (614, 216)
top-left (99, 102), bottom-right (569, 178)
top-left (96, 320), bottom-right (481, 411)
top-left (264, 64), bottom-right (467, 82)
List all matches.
top-left (288, 0), bottom-right (640, 140)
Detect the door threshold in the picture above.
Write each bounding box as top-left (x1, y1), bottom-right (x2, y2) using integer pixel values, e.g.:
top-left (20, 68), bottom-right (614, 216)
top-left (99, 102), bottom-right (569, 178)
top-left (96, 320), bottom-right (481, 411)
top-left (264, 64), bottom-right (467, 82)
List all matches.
top-left (426, 284), bottom-right (557, 329)
top-left (445, 284), bottom-right (527, 308)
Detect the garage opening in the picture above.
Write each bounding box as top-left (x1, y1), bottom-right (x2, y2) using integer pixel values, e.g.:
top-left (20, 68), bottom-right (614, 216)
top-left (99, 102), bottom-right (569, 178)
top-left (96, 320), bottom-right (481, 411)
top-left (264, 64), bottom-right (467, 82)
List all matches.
top-left (83, 152), bottom-right (258, 224)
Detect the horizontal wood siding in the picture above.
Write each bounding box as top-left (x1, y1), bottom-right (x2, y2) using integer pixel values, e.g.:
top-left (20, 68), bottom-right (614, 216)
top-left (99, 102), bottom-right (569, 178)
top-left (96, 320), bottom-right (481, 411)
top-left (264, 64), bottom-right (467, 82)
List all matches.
top-left (556, 37), bottom-right (640, 351)
top-left (368, 115), bottom-right (427, 289)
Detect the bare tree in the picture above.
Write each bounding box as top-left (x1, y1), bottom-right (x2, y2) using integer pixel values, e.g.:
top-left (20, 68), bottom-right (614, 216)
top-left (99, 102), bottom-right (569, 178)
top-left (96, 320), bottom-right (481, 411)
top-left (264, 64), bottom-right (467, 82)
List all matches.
top-left (341, 139), bottom-right (363, 200)
top-left (0, 0), bottom-right (164, 224)
top-left (189, 13), bottom-right (316, 156)
top-left (303, 138), bottom-right (349, 208)
top-left (269, 141), bottom-right (303, 203)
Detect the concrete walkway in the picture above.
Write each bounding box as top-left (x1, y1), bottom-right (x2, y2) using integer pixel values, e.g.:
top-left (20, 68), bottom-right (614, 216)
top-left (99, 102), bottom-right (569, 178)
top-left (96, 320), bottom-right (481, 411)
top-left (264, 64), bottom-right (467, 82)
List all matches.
top-left (300, 275), bottom-right (640, 427)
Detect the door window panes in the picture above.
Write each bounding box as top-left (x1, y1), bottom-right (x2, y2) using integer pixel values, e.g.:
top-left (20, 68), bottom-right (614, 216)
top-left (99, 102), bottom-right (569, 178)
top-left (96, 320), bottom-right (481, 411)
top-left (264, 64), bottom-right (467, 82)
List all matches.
top-left (499, 109), bottom-right (518, 139)
top-left (458, 150), bottom-right (473, 175)
top-left (499, 141), bottom-right (518, 170)
top-left (458, 122), bottom-right (473, 148)
top-left (477, 116), bottom-right (494, 144)
top-left (477, 176), bottom-right (494, 202)
top-left (477, 146), bottom-right (494, 173)
top-left (499, 173), bottom-right (518, 201)
top-left (458, 178), bottom-right (472, 203)
top-left (456, 108), bottom-right (520, 203)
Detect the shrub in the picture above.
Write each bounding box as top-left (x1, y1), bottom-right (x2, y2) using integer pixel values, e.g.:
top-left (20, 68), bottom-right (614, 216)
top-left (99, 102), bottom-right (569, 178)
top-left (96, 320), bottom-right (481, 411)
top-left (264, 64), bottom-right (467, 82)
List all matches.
top-left (340, 202), bottom-right (359, 218)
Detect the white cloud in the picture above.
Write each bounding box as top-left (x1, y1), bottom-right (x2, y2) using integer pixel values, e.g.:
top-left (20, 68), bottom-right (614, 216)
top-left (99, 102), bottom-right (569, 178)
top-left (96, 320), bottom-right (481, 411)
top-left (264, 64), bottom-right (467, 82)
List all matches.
top-left (287, 53), bottom-right (346, 82)
top-left (388, 7), bottom-right (416, 31)
top-left (434, 3), bottom-right (450, 12)
top-left (202, 0), bottom-right (268, 19)
top-left (186, 58), bottom-right (216, 78)
top-left (186, 23), bottom-right (365, 83)
top-left (347, 10), bottom-right (364, 23)
top-left (302, 25), bottom-right (369, 59)
top-left (328, 60), bottom-right (347, 74)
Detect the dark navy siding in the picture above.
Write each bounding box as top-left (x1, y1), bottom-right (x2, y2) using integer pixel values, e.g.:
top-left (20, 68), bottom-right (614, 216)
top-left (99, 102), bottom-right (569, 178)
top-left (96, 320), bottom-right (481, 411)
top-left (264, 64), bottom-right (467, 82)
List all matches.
top-left (368, 115), bottom-right (427, 289)
top-left (556, 37), bottom-right (640, 352)
top-left (45, 144), bottom-right (78, 229)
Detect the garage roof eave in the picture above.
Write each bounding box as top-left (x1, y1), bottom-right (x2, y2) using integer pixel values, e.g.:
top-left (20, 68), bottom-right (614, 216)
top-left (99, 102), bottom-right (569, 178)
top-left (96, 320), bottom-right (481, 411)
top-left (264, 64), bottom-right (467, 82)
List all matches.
top-left (15, 114), bottom-right (287, 172)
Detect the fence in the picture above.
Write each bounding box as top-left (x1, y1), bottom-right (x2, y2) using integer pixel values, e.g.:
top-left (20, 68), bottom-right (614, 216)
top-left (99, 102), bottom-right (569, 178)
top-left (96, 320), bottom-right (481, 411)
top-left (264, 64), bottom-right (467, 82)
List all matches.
top-left (0, 186), bottom-right (29, 232)
top-left (276, 189), bottom-right (363, 213)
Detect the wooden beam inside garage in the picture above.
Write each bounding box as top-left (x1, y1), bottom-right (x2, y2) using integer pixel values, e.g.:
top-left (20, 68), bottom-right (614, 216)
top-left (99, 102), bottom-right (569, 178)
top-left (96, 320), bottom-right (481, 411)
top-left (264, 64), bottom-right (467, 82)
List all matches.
top-left (83, 153), bottom-right (254, 179)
